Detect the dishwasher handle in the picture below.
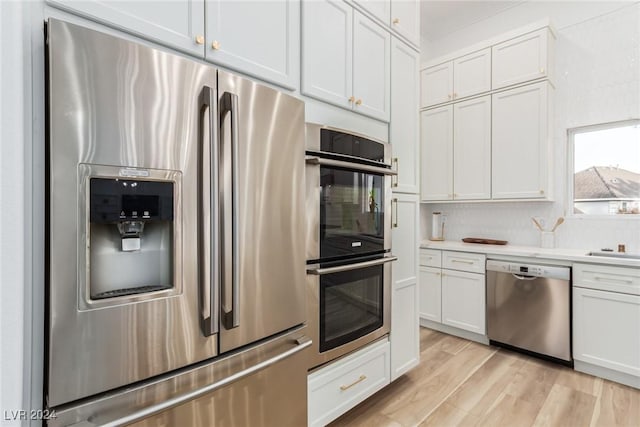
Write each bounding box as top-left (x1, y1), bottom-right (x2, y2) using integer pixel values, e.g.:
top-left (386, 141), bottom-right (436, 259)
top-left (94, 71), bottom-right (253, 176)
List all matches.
top-left (512, 273), bottom-right (537, 281)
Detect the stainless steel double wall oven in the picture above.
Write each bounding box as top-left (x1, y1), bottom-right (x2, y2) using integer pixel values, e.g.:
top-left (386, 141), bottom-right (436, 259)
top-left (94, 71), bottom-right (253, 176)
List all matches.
top-left (305, 124), bottom-right (397, 369)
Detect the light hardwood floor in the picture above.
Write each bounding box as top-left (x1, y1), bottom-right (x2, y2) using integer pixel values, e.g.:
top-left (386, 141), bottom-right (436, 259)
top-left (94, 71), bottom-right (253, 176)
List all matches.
top-left (329, 327), bottom-right (640, 427)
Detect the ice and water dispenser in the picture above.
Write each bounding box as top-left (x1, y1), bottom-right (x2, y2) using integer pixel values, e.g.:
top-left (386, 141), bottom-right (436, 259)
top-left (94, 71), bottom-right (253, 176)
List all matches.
top-left (89, 177), bottom-right (174, 299)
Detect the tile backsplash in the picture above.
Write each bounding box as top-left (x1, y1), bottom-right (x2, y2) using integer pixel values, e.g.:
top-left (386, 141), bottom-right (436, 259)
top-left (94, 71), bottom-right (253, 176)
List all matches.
top-left (421, 3), bottom-right (640, 253)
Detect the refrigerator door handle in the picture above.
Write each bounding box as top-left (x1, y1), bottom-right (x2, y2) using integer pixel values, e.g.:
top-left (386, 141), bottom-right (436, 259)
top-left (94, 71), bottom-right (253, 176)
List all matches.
top-left (75, 337), bottom-right (313, 427)
top-left (200, 85), bottom-right (219, 336)
top-left (220, 91), bottom-right (240, 329)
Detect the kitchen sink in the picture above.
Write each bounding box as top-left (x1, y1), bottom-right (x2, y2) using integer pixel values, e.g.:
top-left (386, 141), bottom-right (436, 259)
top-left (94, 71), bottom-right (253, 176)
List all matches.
top-left (587, 251), bottom-right (640, 260)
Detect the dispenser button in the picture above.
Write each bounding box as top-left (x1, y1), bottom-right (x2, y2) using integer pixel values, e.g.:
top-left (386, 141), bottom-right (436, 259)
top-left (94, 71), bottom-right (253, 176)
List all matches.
top-left (143, 211), bottom-right (150, 218)
top-left (120, 210), bottom-right (126, 218)
top-left (132, 211), bottom-right (138, 218)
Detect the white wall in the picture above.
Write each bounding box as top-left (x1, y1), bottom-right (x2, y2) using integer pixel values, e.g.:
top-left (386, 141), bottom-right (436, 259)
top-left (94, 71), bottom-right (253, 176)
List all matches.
top-left (421, 2), bottom-right (640, 253)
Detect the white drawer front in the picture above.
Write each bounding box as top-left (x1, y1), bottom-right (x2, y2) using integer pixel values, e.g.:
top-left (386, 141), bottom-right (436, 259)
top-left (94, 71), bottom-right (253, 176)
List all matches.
top-left (574, 263), bottom-right (640, 295)
top-left (308, 339), bottom-right (391, 427)
top-left (420, 249), bottom-right (442, 268)
top-left (442, 251), bottom-right (486, 274)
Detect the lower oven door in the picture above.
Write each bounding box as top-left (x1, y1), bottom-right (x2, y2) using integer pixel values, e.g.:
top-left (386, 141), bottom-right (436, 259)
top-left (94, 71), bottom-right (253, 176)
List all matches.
top-left (306, 254), bottom-right (395, 370)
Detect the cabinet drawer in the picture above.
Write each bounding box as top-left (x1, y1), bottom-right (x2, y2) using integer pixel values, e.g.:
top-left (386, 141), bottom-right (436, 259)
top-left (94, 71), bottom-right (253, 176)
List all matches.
top-left (420, 249), bottom-right (442, 267)
top-left (308, 339), bottom-right (390, 427)
top-left (574, 263), bottom-right (640, 295)
top-left (442, 251), bottom-right (486, 273)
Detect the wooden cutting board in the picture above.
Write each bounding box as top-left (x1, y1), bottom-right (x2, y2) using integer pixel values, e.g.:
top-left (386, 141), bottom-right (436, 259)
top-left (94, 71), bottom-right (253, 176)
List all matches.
top-left (462, 237), bottom-right (508, 245)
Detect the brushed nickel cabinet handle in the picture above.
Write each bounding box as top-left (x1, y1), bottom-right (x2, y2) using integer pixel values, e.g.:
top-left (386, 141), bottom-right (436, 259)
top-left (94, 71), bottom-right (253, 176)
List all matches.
top-left (340, 374), bottom-right (367, 391)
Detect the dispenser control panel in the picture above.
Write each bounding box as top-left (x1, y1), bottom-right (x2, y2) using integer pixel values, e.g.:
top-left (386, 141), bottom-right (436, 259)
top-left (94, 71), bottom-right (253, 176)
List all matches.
top-left (90, 178), bottom-right (173, 223)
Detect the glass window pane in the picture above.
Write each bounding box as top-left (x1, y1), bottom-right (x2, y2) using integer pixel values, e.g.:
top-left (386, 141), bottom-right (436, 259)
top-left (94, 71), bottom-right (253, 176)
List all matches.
top-left (571, 121), bottom-right (640, 215)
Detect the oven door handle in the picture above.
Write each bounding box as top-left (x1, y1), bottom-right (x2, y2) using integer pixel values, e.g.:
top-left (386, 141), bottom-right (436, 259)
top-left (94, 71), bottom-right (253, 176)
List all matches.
top-left (307, 255), bottom-right (398, 275)
top-left (305, 156), bottom-right (397, 176)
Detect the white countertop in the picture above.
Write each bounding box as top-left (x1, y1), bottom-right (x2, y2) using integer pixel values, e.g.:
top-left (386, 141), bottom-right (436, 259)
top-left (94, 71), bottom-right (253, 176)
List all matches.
top-left (420, 240), bottom-right (640, 268)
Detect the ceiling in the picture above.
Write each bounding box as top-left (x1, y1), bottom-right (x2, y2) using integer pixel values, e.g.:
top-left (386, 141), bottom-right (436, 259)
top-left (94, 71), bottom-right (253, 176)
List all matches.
top-left (420, 1), bottom-right (527, 42)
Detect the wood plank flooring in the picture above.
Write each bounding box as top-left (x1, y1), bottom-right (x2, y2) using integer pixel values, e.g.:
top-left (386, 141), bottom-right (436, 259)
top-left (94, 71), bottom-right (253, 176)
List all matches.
top-left (329, 327), bottom-right (640, 427)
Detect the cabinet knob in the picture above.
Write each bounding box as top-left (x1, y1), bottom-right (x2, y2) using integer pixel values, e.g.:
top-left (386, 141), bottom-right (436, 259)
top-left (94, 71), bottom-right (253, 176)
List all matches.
top-left (355, 99), bottom-right (362, 106)
top-left (195, 35), bottom-right (205, 45)
top-left (540, 189), bottom-right (545, 195)
top-left (540, 68), bottom-right (545, 74)
top-left (393, 18), bottom-right (400, 24)
top-left (348, 96), bottom-right (355, 103)
top-left (211, 40), bottom-right (221, 50)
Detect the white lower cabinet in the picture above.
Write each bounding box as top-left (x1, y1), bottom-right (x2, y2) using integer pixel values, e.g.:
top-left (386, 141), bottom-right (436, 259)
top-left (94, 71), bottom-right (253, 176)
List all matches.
top-left (419, 249), bottom-right (486, 337)
top-left (308, 339), bottom-right (391, 427)
top-left (441, 269), bottom-right (486, 335)
top-left (419, 266), bottom-right (441, 323)
top-left (573, 263), bottom-right (640, 387)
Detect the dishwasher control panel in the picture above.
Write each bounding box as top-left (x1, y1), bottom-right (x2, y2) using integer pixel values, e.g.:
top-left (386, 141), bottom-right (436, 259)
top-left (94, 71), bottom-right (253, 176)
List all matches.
top-left (486, 260), bottom-right (571, 281)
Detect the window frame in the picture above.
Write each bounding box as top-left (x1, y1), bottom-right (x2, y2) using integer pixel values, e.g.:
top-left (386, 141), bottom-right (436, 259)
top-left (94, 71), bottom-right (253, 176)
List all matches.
top-left (566, 119), bottom-right (640, 220)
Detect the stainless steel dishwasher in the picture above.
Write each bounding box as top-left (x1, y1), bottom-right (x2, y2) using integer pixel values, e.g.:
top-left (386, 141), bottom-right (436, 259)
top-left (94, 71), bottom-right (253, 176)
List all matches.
top-left (486, 260), bottom-right (572, 364)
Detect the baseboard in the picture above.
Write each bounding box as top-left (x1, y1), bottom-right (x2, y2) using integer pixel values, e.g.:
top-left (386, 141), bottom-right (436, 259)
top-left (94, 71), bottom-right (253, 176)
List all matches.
top-left (419, 318), bottom-right (490, 345)
top-left (574, 360), bottom-right (640, 389)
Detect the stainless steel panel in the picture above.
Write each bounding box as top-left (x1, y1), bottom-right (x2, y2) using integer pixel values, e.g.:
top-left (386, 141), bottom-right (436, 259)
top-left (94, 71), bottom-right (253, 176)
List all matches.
top-left (306, 261), bottom-right (392, 370)
top-left (487, 269), bottom-right (571, 361)
top-left (47, 19), bottom-right (218, 406)
top-left (216, 71), bottom-right (306, 353)
top-left (48, 326), bottom-right (310, 427)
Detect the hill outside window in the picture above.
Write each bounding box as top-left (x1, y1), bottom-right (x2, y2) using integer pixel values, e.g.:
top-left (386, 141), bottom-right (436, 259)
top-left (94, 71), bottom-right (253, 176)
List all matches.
top-left (568, 120), bottom-right (640, 216)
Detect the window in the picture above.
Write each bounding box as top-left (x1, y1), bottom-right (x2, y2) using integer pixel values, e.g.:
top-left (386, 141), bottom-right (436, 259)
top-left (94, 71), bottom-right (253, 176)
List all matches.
top-left (568, 120), bottom-right (640, 216)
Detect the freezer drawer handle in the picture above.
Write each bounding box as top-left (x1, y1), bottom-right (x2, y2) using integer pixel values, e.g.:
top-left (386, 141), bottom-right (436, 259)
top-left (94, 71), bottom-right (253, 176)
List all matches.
top-left (307, 255), bottom-right (397, 275)
top-left (76, 337), bottom-right (313, 427)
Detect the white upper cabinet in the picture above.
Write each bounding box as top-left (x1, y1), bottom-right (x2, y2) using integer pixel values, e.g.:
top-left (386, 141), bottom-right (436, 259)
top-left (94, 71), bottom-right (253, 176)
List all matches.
top-left (453, 48), bottom-right (492, 99)
top-left (302, 0), bottom-right (353, 107)
top-left (453, 96), bottom-right (491, 200)
top-left (492, 81), bottom-right (551, 200)
top-left (390, 0), bottom-right (420, 46)
top-left (421, 48), bottom-right (490, 108)
top-left (353, 0), bottom-right (391, 24)
top-left (420, 62), bottom-right (453, 108)
top-left (353, 11), bottom-right (391, 121)
top-left (302, 1), bottom-right (390, 122)
top-left (390, 37), bottom-right (419, 194)
top-left (205, 0), bottom-right (299, 89)
top-left (420, 106), bottom-right (453, 201)
top-left (46, 0), bottom-right (206, 56)
top-left (492, 28), bottom-right (554, 90)
top-left (421, 96), bottom-right (490, 202)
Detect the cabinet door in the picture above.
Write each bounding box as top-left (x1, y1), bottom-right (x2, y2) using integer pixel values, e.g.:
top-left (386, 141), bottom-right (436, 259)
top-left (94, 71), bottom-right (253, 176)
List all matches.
top-left (353, 11), bottom-right (391, 122)
top-left (420, 62), bottom-right (453, 107)
top-left (206, 0), bottom-right (298, 89)
top-left (419, 266), bottom-right (441, 323)
top-left (453, 96), bottom-right (491, 200)
top-left (390, 37), bottom-right (419, 194)
top-left (353, 0), bottom-right (390, 24)
top-left (573, 287), bottom-right (640, 377)
top-left (46, 0), bottom-right (205, 56)
top-left (420, 106), bottom-right (453, 201)
top-left (390, 0), bottom-right (420, 46)
top-left (453, 48), bottom-right (491, 99)
top-left (302, 0), bottom-right (353, 108)
top-left (441, 270), bottom-right (485, 335)
top-left (390, 193), bottom-right (419, 380)
top-left (492, 82), bottom-right (550, 199)
top-left (492, 28), bottom-right (550, 90)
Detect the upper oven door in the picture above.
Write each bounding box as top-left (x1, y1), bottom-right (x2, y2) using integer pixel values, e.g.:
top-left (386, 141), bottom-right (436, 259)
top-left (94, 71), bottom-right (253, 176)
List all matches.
top-left (306, 155), bottom-right (395, 263)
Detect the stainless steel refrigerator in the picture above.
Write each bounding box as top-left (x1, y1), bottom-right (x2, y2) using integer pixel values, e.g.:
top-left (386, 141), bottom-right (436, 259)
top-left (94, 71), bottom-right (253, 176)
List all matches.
top-left (46, 18), bottom-right (309, 426)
